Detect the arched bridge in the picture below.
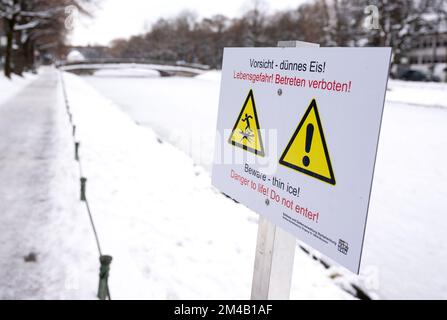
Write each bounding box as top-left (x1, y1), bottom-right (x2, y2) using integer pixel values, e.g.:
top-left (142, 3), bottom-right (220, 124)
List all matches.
top-left (58, 59), bottom-right (209, 77)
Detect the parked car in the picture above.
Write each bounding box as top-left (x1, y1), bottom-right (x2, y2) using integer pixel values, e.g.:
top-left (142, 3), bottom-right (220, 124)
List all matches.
top-left (398, 69), bottom-right (441, 82)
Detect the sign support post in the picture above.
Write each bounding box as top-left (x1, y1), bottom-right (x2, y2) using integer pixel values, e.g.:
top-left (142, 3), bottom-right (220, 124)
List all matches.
top-left (250, 40), bottom-right (320, 300)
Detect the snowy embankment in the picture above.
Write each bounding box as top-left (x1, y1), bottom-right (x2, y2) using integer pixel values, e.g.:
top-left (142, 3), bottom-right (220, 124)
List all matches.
top-left (0, 72), bottom-right (37, 106)
top-left (63, 71), bottom-right (357, 299)
top-left (83, 69), bottom-right (447, 299)
top-left (387, 80), bottom-right (447, 108)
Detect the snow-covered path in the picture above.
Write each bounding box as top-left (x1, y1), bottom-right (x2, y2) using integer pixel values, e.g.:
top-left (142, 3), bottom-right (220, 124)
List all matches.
top-left (0, 69), bottom-right (97, 299)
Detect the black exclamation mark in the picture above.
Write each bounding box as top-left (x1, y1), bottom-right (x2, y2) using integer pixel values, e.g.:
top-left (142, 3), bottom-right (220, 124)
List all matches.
top-left (302, 124), bottom-right (314, 167)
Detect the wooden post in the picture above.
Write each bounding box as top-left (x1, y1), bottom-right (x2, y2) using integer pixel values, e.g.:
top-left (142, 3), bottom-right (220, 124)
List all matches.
top-left (251, 40), bottom-right (320, 300)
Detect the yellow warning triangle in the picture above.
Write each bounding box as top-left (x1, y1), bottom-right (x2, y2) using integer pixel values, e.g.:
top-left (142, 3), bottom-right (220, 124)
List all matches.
top-left (228, 90), bottom-right (265, 157)
top-left (279, 99), bottom-right (336, 185)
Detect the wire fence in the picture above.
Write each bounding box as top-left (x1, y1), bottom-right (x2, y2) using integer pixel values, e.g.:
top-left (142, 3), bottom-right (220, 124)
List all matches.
top-left (59, 71), bottom-right (112, 300)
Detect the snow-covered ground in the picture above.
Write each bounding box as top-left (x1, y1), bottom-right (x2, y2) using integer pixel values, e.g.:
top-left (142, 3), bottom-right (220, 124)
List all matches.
top-left (82, 70), bottom-right (447, 299)
top-left (2, 66), bottom-right (445, 299)
top-left (63, 72), bottom-right (354, 299)
top-left (0, 68), bottom-right (357, 300)
top-left (0, 68), bottom-right (98, 299)
top-left (0, 72), bottom-right (37, 106)
top-left (387, 80), bottom-right (447, 108)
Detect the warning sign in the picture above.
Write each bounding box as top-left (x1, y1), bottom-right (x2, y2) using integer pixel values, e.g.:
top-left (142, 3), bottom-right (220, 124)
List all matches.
top-left (228, 90), bottom-right (265, 157)
top-left (279, 98), bottom-right (336, 185)
top-left (212, 47), bottom-right (392, 273)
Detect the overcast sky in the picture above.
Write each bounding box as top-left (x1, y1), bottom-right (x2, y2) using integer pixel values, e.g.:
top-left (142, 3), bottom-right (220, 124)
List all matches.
top-left (70, 0), bottom-right (308, 46)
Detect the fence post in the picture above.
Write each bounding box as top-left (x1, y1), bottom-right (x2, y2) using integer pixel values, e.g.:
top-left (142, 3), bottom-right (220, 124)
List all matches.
top-left (75, 141), bottom-right (80, 161)
top-left (80, 177), bottom-right (87, 201)
top-left (97, 255), bottom-right (113, 300)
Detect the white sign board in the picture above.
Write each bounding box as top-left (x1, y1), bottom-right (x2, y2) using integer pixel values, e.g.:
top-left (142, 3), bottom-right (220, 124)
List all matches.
top-left (212, 47), bottom-right (391, 273)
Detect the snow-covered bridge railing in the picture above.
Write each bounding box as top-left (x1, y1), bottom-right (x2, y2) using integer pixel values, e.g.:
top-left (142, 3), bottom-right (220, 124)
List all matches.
top-left (58, 59), bottom-right (209, 77)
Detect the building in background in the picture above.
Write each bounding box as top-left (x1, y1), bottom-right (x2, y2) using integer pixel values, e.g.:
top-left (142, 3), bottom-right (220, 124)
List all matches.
top-left (407, 31), bottom-right (447, 80)
top-left (0, 20), bottom-right (4, 67)
top-left (409, 32), bottom-right (447, 65)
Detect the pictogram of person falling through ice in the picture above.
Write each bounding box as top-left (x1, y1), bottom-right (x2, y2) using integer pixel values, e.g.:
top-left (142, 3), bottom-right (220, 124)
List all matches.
top-left (240, 113), bottom-right (254, 143)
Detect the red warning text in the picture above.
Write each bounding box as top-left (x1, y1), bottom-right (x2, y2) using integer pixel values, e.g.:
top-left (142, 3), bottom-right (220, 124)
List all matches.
top-left (230, 170), bottom-right (249, 186)
top-left (269, 188), bottom-right (319, 223)
top-left (233, 69), bottom-right (353, 94)
top-left (229, 169), bottom-right (320, 224)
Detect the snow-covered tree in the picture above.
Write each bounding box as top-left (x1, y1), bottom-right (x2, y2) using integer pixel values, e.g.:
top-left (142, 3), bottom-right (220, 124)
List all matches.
top-left (354, 0), bottom-right (436, 64)
top-left (0, 0), bottom-right (96, 78)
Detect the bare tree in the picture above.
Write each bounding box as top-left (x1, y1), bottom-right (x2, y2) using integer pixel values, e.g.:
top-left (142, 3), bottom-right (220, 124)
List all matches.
top-left (242, 0), bottom-right (268, 46)
top-left (295, 0), bottom-right (331, 45)
top-left (105, 0), bottom-right (442, 70)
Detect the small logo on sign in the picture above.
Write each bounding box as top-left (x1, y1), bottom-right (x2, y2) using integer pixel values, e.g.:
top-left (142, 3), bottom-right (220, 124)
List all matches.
top-left (338, 239), bottom-right (349, 255)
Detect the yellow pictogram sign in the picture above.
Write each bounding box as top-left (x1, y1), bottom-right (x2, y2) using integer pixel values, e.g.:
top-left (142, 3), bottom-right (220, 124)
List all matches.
top-left (279, 99), bottom-right (335, 185)
top-left (228, 90), bottom-right (265, 157)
